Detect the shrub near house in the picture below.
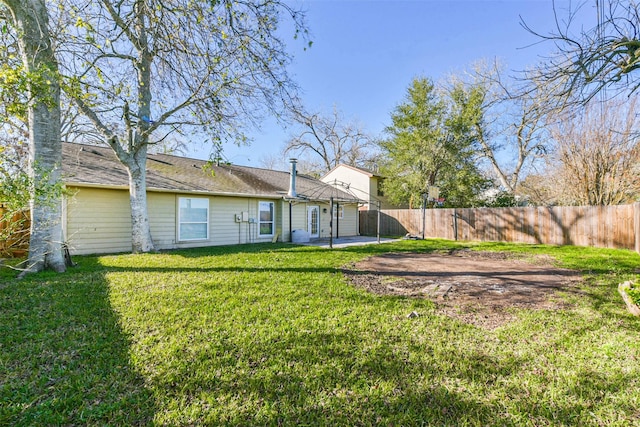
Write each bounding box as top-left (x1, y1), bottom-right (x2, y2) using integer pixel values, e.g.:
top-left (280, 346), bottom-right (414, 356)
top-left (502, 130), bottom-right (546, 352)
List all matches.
top-left (0, 205), bottom-right (29, 258)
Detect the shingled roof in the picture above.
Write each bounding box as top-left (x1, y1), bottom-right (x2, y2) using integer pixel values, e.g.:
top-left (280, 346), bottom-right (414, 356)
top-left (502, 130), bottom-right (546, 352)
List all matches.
top-left (62, 143), bottom-right (359, 202)
top-left (322, 163), bottom-right (384, 179)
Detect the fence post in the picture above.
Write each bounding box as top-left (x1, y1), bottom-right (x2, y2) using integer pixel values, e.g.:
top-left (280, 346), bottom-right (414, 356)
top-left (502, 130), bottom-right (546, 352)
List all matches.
top-left (377, 201), bottom-right (381, 244)
top-left (421, 194), bottom-right (426, 240)
top-left (453, 209), bottom-right (458, 241)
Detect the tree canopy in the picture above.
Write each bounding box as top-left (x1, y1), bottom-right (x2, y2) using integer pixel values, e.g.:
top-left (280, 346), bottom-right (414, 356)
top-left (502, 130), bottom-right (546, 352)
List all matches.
top-left (526, 0), bottom-right (640, 102)
top-left (460, 62), bottom-right (557, 196)
top-left (284, 106), bottom-right (375, 175)
top-left (52, 0), bottom-right (307, 252)
top-left (1, 0), bottom-right (67, 273)
top-left (379, 77), bottom-right (489, 208)
top-left (522, 96), bottom-right (640, 205)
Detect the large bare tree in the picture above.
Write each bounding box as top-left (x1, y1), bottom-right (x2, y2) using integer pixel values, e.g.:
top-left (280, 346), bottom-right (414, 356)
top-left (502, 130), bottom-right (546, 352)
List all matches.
top-left (525, 97), bottom-right (640, 205)
top-left (525, 0), bottom-right (640, 101)
top-left (1, 1), bottom-right (66, 273)
top-left (55, 0), bottom-right (306, 253)
top-left (460, 62), bottom-right (558, 195)
top-left (284, 106), bottom-right (375, 174)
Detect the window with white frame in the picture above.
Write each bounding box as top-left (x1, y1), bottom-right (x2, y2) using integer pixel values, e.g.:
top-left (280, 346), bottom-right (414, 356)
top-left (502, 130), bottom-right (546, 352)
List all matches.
top-left (258, 201), bottom-right (275, 236)
top-left (178, 197), bottom-right (209, 241)
top-left (333, 204), bottom-right (344, 219)
top-left (377, 178), bottom-right (385, 196)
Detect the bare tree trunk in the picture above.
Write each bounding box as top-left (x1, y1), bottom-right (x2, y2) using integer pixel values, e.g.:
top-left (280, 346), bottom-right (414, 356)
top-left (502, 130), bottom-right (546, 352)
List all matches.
top-left (474, 122), bottom-right (514, 192)
top-left (127, 146), bottom-right (155, 253)
top-left (129, 5), bottom-right (156, 254)
top-left (5, 0), bottom-right (66, 274)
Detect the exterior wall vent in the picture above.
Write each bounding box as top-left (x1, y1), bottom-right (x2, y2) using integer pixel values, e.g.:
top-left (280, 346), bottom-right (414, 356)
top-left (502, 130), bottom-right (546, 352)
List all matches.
top-left (288, 158), bottom-right (297, 198)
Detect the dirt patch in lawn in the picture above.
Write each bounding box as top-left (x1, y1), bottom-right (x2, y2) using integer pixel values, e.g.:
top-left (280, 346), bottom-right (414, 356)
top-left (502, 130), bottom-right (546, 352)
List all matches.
top-left (343, 250), bottom-right (583, 329)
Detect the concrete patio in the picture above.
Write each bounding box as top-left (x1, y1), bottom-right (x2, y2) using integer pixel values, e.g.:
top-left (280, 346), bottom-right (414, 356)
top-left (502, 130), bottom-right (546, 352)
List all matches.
top-left (299, 235), bottom-right (400, 248)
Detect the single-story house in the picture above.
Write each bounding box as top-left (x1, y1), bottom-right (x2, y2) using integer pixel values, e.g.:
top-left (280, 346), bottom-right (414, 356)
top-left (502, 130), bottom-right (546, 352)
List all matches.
top-left (321, 164), bottom-right (406, 210)
top-left (62, 143), bottom-right (361, 255)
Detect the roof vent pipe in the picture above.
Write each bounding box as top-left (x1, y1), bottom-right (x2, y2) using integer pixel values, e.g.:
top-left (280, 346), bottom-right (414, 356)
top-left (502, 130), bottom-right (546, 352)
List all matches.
top-left (288, 158), bottom-right (297, 198)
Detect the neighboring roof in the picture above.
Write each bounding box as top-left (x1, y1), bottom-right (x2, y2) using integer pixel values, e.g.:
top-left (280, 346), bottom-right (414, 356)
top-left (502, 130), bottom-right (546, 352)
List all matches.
top-left (62, 143), bottom-right (359, 202)
top-left (321, 163), bottom-right (383, 180)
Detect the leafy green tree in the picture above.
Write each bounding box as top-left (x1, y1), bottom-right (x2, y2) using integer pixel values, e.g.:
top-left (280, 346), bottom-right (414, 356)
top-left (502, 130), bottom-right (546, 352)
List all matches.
top-left (379, 77), bottom-right (489, 208)
top-left (480, 190), bottom-right (523, 207)
top-left (1, 1), bottom-right (66, 273)
top-left (56, 0), bottom-right (307, 253)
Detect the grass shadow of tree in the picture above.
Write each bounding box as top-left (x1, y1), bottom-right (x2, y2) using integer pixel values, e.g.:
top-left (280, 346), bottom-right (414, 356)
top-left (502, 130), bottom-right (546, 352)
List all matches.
top-left (142, 319), bottom-right (526, 425)
top-left (3, 240), bottom-right (638, 425)
top-left (0, 261), bottom-right (156, 426)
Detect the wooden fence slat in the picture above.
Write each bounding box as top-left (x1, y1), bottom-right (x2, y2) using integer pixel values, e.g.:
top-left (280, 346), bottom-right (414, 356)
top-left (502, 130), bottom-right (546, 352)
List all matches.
top-left (361, 204), bottom-right (640, 252)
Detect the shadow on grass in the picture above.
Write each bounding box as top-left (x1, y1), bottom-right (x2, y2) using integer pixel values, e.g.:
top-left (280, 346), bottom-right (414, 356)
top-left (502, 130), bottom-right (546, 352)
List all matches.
top-left (159, 239), bottom-right (469, 258)
top-left (0, 267), bottom-right (156, 426)
top-left (2, 240), bottom-right (637, 425)
top-left (157, 239), bottom-right (640, 276)
top-left (87, 239), bottom-right (476, 276)
top-left (144, 313), bottom-right (640, 425)
top-left (146, 322), bottom-right (526, 425)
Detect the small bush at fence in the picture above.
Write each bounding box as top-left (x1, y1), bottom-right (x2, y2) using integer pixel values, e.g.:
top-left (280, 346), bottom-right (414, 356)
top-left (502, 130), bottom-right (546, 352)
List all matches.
top-left (0, 206), bottom-right (30, 258)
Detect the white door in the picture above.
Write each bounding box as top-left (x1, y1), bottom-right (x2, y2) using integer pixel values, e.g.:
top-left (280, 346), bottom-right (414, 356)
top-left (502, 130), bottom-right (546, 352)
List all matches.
top-left (307, 206), bottom-right (320, 238)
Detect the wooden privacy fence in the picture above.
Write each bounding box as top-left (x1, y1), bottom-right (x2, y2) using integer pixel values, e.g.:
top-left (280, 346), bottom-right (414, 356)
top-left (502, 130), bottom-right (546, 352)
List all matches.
top-left (0, 204), bottom-right (30, 257)
top-left (360, 203), bottom-right (640, 253)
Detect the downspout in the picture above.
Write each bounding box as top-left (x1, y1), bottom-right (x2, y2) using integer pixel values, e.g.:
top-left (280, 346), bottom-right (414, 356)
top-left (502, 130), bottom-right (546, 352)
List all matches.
top-left (329, 197), bottom-right (334, 249)
top-left (289, 201), bottom-right (292, 242)
top-left (336, 202), bottom-right (340, 239)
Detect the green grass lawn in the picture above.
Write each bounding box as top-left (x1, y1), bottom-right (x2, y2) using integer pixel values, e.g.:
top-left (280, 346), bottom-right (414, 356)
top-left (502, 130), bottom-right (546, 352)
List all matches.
top-left (1, 239), bottom-right (639, 426)
top-left (628, 283), bottom-right (640, 306)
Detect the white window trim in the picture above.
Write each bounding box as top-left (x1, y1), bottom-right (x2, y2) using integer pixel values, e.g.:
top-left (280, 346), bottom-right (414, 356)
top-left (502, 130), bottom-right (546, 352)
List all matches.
top-left (333, 204), bottom-right (344, 219)
top-left (258, 201), bottom-right (275, 237)
top-left (178, 197), bottom-right (210, 241)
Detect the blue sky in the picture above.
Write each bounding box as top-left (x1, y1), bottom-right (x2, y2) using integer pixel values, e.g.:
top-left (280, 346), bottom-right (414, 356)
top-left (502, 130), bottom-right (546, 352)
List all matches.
top-left (188, 0), bottom-right (594, 167)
